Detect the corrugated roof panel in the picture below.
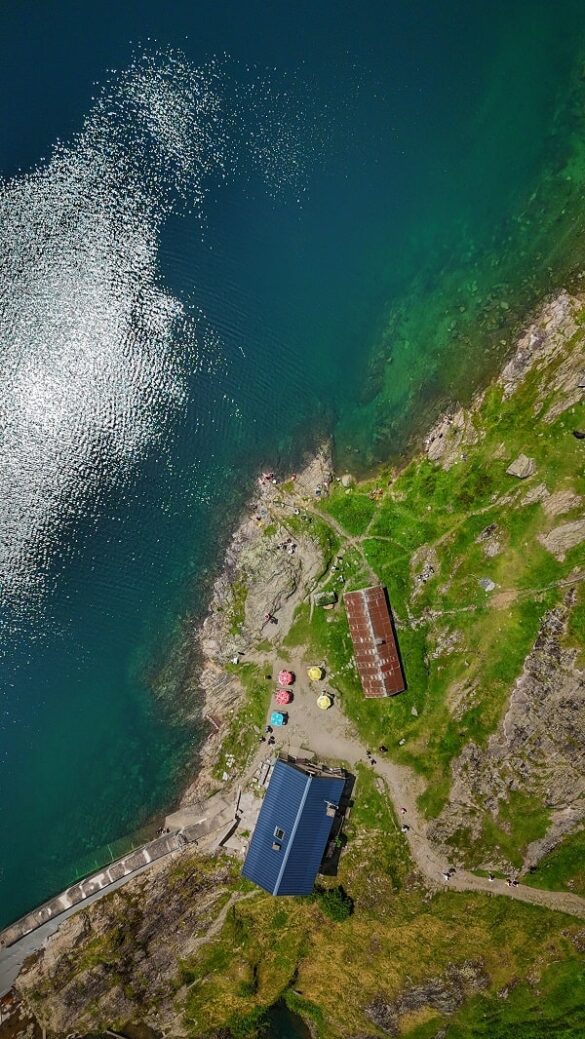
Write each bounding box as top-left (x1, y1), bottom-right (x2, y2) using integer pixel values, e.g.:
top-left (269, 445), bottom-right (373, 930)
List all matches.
top-left (242, 760), bottom-right (345, 896)
top-left (344, 586), bottom-right (405, 697)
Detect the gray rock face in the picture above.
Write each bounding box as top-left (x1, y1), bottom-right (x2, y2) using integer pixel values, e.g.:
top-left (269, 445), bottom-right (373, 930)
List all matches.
top-left (506, 454), bottom-right (536, 479)
top-left (424, 407), bottom-right (479, 469)
top-left (479, 577), bottom-right (496, 592)
top-left (539, 518), bottom-right (585, 561)
top-left (429, 590), bottom-right (585, 869)
top-left (365, 961), bottom-right (489, 1035)
top-left (499, 290), bottom-right (580, 399)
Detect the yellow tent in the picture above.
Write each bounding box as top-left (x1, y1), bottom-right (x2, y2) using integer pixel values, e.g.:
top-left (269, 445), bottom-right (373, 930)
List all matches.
top-left (308, 666), bottom-right (324, 681)
top-left (317, 693), bottom-right (333, 711)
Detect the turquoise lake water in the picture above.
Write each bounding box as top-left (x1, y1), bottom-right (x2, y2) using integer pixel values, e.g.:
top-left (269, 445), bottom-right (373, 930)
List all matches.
top-left (2, 0), bottom-right (585, 927)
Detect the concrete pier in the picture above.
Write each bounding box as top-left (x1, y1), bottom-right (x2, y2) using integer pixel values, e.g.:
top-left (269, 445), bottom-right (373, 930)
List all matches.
top-left (0, 831), bottom-right (184, 954)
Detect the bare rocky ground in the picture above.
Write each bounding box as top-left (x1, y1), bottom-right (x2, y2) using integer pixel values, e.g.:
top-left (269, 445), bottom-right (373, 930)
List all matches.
top-left (179, 447), bottom-right (332, 804)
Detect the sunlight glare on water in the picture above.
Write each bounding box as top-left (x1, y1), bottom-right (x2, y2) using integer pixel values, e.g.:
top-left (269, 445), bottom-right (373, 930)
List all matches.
top-left (0, 50), bottom-right (321, 625)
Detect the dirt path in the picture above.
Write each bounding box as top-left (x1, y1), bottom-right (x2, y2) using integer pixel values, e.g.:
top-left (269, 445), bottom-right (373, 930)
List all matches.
top-left (302, 505), bottom-right (379, 586)
top-left (261, 675), bottom-right (585, 919)
top-left (250, 495), bottom-right (585, 921)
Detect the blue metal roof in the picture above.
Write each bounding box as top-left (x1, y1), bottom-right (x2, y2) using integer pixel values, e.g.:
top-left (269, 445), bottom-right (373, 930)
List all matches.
top-left (242, 760), bottom-right (345, 896)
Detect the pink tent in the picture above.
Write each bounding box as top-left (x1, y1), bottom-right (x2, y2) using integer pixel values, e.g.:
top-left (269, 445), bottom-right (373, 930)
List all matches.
top-left (275, 689), bottom-right (292, 705)
top-left (278, 669), bottom-right (295, 686)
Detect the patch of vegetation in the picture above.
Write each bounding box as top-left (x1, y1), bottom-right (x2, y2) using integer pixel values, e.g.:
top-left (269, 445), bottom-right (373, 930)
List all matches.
top-left (280, 511), bottom-right (340, 577)
top-left (282, 990), bottom-right (327, 1033)
top-left (227, 1006), bottom-right (268, 1038)
top-left (522, 827), bottom-right (585, 896)
top-left (228, 578), bottom-right (249, 635)
top-left (312, 886), bottom-right (354, 922)
top-left (255, 638), bottom-right (273, 652)
top-left (414, 956), bottom-right (585, 1039)
top-left (180, 896), bottom-right (312, 1036)
top-left (212, 662), bottom-right (272, 779)
top-left (278, 480), bottom-right (295, 495)
top-left (320, 485), bottom-right (377, 536)
top-left (343, 763), bottom-right (411, 897)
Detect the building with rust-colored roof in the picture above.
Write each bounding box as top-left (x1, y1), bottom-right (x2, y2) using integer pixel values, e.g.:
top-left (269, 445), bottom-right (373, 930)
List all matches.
top-left (344, 586), bottom-right (405, 698)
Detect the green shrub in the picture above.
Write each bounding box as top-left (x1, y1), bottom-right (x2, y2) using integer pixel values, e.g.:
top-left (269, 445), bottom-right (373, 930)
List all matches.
top-left (313, 885), bottom-right (354, 922)
top-left (227, 1006), bottom-right (268, 1039)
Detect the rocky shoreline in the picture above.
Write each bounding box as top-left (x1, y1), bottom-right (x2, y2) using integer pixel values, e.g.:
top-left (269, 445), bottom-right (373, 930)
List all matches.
top-left (179, 446), bottom-right (334, 806)
top-left (183, 288), bottom-right (585, 814)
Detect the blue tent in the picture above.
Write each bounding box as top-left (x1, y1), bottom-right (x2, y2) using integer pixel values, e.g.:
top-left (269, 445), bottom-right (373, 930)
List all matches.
top-left (242, 760), bottom-right (345, 895)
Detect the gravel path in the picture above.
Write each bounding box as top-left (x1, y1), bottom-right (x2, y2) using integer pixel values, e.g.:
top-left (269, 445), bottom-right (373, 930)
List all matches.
top-left (265, 668), bottom-right (585, 919)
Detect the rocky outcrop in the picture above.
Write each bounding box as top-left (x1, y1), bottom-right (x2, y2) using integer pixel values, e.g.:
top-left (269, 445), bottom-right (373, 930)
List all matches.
top-left (425, 290), bottom-right (585, 473)
top-left (424, 407), bottom-right (480, 469)
top-left (411, 544), bottom-right (439, 597)
top-left (181, 448), bottom-right (330, 804)
top-left (506, 454), bottom-right (536, 479)
top-left (543, 489), bottom-right (582, 518)
top-left (15, 853), bottom-right (234, 1035)
top-left (521, 483), bottom-right (550, 506)
top-left (539, 519), bottom-right (585, 561)
top-left (429, 591), bottom-right (585, 867)
top-left (499, 290), bottom-right (581, 399)
top-left (365, 961), bottom-right (489, 1036)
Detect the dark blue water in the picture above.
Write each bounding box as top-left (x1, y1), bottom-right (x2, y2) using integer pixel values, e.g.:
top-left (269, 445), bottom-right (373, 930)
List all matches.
top-left (1, 0), bottom-right (585, 925)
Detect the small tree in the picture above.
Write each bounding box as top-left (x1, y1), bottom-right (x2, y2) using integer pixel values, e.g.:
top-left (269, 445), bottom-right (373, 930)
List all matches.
top-left (314, 885), bottom-right (354, 922)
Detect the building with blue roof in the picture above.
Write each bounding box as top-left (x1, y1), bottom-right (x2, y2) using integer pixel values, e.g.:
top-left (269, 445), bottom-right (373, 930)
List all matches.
top-left (242, 759), bottom-right (346, 896)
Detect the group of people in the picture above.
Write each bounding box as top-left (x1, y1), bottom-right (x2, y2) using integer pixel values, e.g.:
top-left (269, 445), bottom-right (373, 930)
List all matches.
top-left (365, 745), bottom-right (388, 767)
top-left (274, 536), bottom-right (297, 555)
top-left (259, 724), bottom-right (276, 746)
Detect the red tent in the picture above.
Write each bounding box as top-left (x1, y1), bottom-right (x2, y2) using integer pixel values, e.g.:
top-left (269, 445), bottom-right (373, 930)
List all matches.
top-left (278, 669), bottom-right (295, 687)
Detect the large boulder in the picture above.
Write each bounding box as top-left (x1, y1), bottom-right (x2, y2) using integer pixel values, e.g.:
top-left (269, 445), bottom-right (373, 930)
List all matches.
top-left (506, 454), bottom-right (536, 479)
